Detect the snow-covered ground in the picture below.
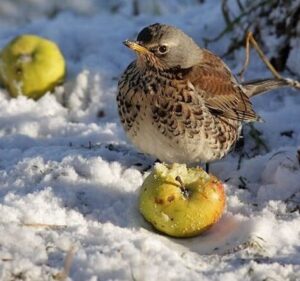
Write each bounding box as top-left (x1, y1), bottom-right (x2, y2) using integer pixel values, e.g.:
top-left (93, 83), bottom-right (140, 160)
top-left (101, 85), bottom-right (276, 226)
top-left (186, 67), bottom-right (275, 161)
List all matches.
top-left (0, 1), bottom-right (300, 280)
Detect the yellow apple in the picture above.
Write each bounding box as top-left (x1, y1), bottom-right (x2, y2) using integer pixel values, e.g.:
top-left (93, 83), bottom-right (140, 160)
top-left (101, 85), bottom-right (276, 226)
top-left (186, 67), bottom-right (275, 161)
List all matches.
top-left (139, 163), bottom-right (226, 237)
top-left (0, 34), bottom-right (66, 99)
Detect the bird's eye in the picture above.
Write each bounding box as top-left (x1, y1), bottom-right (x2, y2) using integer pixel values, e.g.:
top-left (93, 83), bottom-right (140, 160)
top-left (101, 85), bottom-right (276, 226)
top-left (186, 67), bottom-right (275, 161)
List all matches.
top-left (158, 45), bottom-right (168, 54)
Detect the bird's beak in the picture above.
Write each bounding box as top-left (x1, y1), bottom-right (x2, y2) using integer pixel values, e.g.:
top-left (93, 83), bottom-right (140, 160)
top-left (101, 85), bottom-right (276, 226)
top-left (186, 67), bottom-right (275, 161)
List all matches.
top-left (123, 40), bottom-right (149, 54)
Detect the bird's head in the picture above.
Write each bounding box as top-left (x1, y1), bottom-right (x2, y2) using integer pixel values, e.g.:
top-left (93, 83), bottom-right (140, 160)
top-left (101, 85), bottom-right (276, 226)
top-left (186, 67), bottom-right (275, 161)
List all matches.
top-left (123, 23), bottom-right (202, 71)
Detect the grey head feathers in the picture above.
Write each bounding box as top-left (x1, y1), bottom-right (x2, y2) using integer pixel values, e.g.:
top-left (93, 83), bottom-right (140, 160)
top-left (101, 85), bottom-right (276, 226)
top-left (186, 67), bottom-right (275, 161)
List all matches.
top-left (136, 23), bottom-right (202, 69)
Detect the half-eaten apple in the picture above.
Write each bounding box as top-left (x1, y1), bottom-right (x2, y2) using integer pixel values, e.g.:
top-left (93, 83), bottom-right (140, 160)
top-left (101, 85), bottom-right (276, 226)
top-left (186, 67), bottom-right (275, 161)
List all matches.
top-left (139, 163), bottom-right (226, 237)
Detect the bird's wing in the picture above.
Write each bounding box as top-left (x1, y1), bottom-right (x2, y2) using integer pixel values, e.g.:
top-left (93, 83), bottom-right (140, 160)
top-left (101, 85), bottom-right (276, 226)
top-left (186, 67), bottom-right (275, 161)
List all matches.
top-left (187, 50), bottom-right (259, 122)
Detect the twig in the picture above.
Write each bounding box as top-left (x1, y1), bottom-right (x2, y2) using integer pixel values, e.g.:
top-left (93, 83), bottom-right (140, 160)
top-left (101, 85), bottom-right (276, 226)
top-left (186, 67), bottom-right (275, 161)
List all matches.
top-left (203, 0), bottom-right (269, 45)
top-left (55, 246), bottom-right (76, 281)
top-left (132, 0), bottom-right (140, 16)
top-left (237, 32), bottom-right (251, 81)
top-left (62, 246), bottom-right (75, 280)
top-left (236, 0), bottom-right (245, 12)
top-left (238, 176), bottom-right (248, 189)
top-left (1, 258), bottom-right (13, 262)
top-left (23, 223), bottom-right (67, 230)
top-left (252, 32), bottom-right (281, 79)
top-left (284, 78), bottom-right (300, 90)
top-left (223, 236), bottom-right (266, 255)
top-left (220, 22), bottom-right (253, 59)
top-left (238, 32), bottom-right (300, 90)
top-left (238, 32), bottom-right (281, 80)
top-left (221, 0), bottom-right (232, 26)
top-left (286, 66), bottom-right (300, 80)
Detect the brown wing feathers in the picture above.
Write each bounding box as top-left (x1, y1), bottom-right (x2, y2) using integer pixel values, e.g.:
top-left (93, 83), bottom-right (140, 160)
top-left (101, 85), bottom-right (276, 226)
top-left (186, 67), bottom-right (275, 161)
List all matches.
top-left (188, 50), bottom-right (259, 122)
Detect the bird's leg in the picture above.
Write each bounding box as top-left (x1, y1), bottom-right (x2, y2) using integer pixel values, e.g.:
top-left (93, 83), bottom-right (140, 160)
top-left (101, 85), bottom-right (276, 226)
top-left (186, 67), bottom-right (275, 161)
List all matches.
top-left (249, 123), bottom-right (269, 154)
top-left (141, 158), bottom-right (161, 173)
top-left (234, 130), bottom-right (246, 170)
top-left (205, 163), bottom-right (210, 173)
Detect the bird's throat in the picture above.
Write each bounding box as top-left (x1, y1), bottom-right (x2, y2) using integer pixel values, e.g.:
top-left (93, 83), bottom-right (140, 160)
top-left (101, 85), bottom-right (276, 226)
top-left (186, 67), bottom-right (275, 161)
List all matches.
top-left (136, 53), bottom-right (167, 72)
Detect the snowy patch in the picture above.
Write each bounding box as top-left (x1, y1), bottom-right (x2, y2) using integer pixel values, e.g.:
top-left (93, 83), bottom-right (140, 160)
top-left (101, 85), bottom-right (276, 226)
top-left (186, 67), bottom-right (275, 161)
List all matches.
top-left (0, 1), bottom-right (299, 280)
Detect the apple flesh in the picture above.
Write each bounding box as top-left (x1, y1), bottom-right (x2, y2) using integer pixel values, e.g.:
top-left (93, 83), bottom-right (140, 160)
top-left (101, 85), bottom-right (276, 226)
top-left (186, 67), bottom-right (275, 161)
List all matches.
top-left (139, 163), bottom-right (226, 237)
top-left (0, 34), bottom-right (66, 99)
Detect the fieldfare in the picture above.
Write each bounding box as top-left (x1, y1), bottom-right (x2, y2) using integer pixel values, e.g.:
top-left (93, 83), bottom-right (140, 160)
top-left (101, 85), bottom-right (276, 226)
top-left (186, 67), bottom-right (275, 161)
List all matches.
top-left (117, 23), bottom-right (291, 165)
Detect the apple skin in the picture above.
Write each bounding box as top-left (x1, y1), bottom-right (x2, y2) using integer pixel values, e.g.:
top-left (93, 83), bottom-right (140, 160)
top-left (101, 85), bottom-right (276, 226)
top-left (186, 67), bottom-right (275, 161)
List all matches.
top-left (0, 34), bottom-right (66, 99)
top-left (139, 163), bottom-right (226, 237)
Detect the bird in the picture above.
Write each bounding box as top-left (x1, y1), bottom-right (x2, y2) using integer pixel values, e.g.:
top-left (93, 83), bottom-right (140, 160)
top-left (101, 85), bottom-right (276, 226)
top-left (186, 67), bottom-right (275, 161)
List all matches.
top-left (117, 23), bottom-right (292, 166)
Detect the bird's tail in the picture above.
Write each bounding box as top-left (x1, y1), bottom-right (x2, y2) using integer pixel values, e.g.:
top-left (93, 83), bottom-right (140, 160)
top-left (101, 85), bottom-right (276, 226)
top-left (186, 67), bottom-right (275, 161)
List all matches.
top-left (242, 78), bottom-right (297, 98)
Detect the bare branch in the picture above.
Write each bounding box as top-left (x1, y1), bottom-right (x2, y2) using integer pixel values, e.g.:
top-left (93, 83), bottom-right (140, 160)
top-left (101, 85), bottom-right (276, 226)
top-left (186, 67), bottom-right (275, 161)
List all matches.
top-left (238, 32), bottom-right (300, 91)
top-left (237, 32), bottom-right (251, 81)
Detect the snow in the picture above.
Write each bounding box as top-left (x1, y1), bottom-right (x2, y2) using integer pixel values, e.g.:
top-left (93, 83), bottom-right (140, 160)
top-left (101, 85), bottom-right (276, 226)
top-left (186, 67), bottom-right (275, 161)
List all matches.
top-left (0, 1), bottom-right (300, 280)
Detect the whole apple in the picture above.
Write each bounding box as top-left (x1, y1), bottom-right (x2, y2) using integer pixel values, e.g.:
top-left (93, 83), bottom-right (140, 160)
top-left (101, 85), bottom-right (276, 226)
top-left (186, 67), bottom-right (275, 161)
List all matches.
top-left (0, 34), bottom-right (66, 99)
top-left (139, 163), bottom-right (226, 237)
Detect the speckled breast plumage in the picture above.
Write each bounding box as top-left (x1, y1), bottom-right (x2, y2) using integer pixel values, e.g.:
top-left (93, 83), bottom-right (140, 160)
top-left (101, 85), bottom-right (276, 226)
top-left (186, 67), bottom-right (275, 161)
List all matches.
top-left (117, 62), bottom-right (241, 164)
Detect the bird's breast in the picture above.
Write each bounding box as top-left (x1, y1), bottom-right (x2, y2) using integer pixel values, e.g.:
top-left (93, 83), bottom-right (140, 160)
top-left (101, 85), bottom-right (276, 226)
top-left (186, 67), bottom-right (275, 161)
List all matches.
top-left (117, 64), bottom-right (240, 163)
